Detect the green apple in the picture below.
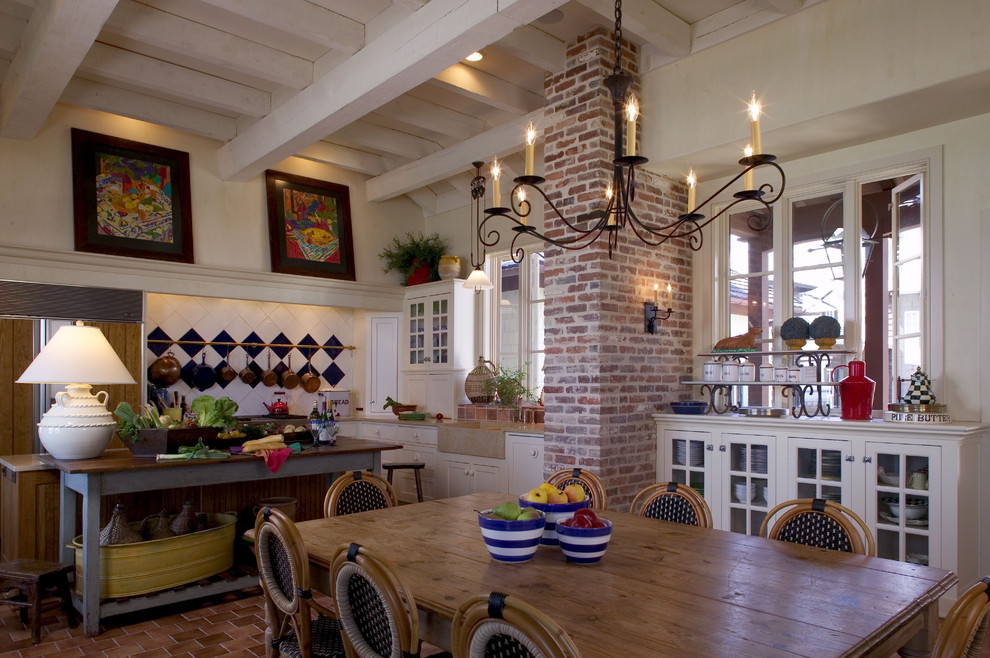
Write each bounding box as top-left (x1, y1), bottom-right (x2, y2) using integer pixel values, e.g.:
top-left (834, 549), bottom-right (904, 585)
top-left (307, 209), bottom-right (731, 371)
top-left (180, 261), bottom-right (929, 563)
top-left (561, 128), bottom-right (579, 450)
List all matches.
top-left (492, 501), bottom-right (521, 520)
top-left (516, 507), bottom-right (542, 521)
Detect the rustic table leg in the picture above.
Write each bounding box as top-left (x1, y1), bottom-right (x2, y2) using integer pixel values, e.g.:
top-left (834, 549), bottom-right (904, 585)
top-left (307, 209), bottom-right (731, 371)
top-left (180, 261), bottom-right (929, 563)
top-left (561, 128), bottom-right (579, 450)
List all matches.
top-left (898, 600), bottom-right (938, 658)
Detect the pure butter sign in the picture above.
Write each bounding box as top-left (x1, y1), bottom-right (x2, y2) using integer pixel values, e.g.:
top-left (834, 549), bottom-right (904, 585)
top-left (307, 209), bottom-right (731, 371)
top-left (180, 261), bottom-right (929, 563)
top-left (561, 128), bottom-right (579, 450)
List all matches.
top-left (884, 411), bottom-right (951, 423)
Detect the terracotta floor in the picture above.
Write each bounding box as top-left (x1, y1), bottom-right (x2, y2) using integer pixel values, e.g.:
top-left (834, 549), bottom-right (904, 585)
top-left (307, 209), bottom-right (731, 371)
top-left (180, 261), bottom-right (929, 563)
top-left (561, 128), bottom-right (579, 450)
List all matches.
top-left (2, 587), bottom-right (987, 657)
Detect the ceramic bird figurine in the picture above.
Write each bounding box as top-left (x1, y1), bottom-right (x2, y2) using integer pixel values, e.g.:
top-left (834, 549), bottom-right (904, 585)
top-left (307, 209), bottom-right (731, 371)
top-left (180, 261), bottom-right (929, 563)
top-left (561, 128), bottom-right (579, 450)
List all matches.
top-left (713, 326), bottom-right (762, 351)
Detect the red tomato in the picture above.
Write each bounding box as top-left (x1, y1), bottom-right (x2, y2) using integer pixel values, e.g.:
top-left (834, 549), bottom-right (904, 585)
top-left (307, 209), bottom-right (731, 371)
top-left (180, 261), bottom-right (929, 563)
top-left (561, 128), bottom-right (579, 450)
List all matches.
top-left (568, 515), bottom-right (593, 528)
top-left (573, 508), bottom-right (598, 522)
top-left (589, 520), bottom-right (606, 528)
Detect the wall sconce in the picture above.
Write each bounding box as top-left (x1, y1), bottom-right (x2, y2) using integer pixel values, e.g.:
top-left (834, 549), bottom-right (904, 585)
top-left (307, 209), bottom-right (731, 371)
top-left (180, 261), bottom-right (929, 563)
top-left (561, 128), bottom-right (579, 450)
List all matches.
top-left (644, 283), bottom-right (674, 334)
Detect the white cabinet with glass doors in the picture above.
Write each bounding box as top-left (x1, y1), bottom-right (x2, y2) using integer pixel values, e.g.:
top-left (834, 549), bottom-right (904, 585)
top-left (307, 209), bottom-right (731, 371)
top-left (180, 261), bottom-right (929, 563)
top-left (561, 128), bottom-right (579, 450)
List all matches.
top-left (655, 413), bottom-right (985, 610)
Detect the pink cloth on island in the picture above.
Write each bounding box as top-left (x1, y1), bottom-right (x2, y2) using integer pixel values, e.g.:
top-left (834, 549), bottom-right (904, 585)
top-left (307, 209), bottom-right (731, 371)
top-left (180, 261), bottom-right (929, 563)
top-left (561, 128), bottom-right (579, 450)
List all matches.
top-left (257, 447), bottom-right (292, 473)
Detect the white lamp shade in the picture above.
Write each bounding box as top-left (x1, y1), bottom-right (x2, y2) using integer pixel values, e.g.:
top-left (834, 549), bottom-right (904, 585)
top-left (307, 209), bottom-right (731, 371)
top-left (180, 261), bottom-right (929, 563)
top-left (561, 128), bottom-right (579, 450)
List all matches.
top-left (17, 323), bottom-right (135, 385)
top-left (463, 267), bottom-right (494, 291)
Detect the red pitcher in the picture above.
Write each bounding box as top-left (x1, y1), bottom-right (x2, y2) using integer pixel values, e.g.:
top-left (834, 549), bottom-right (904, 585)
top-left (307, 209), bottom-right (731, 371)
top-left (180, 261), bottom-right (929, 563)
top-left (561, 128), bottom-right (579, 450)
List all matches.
top-left (831, 359), bottom-right (876, 420)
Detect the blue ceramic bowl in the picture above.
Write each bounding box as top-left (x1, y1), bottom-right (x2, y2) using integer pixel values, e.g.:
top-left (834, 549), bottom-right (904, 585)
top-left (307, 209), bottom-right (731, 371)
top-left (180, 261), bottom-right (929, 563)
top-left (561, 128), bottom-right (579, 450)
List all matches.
top-left (477, 509), bottom-right (546, 562)
top-left (671, 401), bottom-right (709, 415)
top-left (556, 518), bottom-right (613, 564)
top-left (518, 497), bottom-right (591, 546)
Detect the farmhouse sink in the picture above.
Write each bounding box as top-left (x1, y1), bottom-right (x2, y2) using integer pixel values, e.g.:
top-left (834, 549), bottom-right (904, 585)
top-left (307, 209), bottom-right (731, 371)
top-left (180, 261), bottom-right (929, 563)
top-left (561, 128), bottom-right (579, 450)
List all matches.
top-left (437, 422), bottom-right (506, 459)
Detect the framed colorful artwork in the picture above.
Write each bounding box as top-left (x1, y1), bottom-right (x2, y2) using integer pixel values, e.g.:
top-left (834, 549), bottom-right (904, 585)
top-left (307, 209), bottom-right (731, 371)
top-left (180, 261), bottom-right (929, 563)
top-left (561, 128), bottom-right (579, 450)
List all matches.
top-left (71, 128), bottom-right (194, 263)
top-left (265, 170), bottom-right (356, 281)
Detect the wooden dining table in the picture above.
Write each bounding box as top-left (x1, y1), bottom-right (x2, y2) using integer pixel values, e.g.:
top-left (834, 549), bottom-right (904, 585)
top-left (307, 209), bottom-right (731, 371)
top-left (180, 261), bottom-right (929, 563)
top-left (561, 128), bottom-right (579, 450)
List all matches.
top-left (295, 491), bottom-right (956, 657)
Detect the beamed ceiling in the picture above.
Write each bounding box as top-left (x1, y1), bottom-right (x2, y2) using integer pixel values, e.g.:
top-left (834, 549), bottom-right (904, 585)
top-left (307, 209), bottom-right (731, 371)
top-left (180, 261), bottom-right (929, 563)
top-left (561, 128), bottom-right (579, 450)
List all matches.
top-left (0, 0), bottom-right (824, 218)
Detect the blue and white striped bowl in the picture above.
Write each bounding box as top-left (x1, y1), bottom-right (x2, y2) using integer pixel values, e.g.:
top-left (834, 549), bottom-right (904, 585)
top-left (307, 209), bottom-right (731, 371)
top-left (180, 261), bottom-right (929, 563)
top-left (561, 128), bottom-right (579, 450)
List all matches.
top-left (477, 509), bottom-right (546, 563)
top-left (556, 518), bottom-right (613, 564)
top-left (518, 497), bottom-right (591, 546)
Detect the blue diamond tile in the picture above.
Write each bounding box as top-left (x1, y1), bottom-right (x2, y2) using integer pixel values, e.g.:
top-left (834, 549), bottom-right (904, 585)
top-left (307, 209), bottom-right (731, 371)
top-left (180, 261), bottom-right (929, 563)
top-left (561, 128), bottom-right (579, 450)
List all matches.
top-left (243, 332), bottom-right (265, 358)
top-left (212, 330), bottom-right (235, 358)
top-left (323, 362), bottom-right (345, 387)
top-left (180, 360), bottom-right (196, 387)
top-left (298, 334), bottom-right (318, 348)
top-left (270, 332), bottom-right (292, 359)
top-left (178, 329), bottom-right (204, 358)
top-left (146, 327), bottom-right (172, 357)
top-left (325, 335), bottom-right (344, 361)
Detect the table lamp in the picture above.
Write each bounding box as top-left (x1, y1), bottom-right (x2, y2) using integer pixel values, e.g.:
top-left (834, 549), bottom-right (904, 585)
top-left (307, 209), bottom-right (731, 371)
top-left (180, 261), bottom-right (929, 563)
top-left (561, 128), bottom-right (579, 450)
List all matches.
top-left (16, 321), bottom-right (136, 459)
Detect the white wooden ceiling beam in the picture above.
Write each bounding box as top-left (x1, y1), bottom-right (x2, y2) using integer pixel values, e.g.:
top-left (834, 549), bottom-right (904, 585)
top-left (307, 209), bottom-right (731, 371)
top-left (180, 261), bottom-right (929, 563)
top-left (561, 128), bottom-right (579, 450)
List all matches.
top-left (102, 0), bottom-right (313, 90)
top-left (0, 13), bottom-right (24, 58)
top-left (295, 141), bottom-right (390, 176)
top-left (406, 187), bottom-right (438, 215)
top-left (188, 0), bottom-right (363, 54)
top-left (431, 62), bottom-right (543, 114)
top-left (217, 0), bottom-right (567, 182)
top-left (374, 94), bottom-right (487, 141)
top-left (495, 25), bottom-right (565, 73)
top-left (0, 0), bottom-right (118, 138)
top-left (760, 0), bottom-right (806, 14)
top-left (79, 42), bottom-right (270, 117)
top-left (366, 108), bottom-right (543, 202)
top-left (334, 121), bottom-right (441, 160)
top-left (60, 78), bottom-right (237, 141)
top-left (577, 0), bottom-right (690, 57)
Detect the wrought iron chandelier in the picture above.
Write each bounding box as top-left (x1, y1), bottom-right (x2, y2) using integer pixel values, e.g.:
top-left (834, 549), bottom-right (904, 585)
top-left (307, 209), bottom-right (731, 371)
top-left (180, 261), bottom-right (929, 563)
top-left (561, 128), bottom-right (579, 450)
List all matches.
top-left (477, 0), bottom-right (786, 264)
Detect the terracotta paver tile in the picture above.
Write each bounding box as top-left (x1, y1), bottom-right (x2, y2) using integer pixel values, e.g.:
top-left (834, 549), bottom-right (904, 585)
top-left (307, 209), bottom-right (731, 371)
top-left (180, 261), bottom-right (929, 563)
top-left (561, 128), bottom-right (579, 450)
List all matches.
top-left (195, 631), bottom-right (232, 647)
top-left (227, 615), bottom-right (261, 629)
top-left (165, 639), bottom-right (207, 654)
top-left (219, 635), bottom-right (263, 653)
top-left (168, 628), bottom-right (206, 642)
top-left (187, 645), bottom-right (228, 657)
top-left (133, 649), bottom-right (171, 658)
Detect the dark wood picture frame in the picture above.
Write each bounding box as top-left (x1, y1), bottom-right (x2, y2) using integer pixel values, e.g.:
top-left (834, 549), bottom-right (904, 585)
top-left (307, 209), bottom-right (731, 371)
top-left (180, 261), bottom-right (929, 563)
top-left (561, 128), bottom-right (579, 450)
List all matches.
top-left (265, 170), bottom-right (356, 281)
top-left (71, 128), bottom-right (194, 263)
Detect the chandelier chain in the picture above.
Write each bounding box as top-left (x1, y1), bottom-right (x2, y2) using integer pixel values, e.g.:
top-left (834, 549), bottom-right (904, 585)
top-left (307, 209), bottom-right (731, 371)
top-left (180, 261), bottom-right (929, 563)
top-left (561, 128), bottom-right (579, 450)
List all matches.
top-left (613, 0), bottom-right (623, 75)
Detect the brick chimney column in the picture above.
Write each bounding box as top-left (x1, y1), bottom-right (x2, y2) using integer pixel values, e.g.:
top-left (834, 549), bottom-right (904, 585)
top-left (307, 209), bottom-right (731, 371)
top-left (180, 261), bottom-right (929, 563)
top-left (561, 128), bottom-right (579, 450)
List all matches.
top-left (541, 29), bottom-right (694, 509)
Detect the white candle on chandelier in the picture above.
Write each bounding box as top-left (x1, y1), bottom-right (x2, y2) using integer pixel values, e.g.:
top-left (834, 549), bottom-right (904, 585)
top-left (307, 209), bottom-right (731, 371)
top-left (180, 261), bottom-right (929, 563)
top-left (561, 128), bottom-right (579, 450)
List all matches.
top-left (491, 159), bottom-right (501, 207)
top-left (524, 122), bottom-right (536, 175)
top-left (667, 283), bottom-right (672, 309)
top-left (605, 183), bottom-right (615, 225)
top-left (748, 92), bottom-right (762, 155)
top-left (686, 169), bottom-right (696, 212)
top-left (625, 96), bottom-right (639, 156)
top-left (744, 145), bottom-right (754, 190)
top-left (517, 188), bottom-right (527, 225)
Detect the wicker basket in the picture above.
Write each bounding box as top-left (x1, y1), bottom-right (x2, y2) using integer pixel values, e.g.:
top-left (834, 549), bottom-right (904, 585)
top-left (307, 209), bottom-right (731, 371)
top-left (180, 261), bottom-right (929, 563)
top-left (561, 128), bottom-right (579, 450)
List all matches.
top-left (464, 357), bottom-right (496, 404)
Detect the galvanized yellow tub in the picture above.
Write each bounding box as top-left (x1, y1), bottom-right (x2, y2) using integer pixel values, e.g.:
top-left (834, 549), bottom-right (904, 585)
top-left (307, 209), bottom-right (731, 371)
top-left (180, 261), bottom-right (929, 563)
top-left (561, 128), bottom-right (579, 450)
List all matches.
top-left (72, 513), bottom-right (236, 599)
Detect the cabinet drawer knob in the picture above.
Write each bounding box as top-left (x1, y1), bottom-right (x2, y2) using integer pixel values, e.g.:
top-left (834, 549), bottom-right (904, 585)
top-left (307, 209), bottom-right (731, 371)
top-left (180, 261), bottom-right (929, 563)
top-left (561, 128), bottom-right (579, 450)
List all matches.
top-left (845, 455), bottom-right (855, 462)
top-left (862, 456), bottom-right (872, 463)
top-left (706, 444), bottom-right (714, 451)
top-left (719, 445), bottom-right (726, 452)
top-left (530, 449), bottom-right (538, 457)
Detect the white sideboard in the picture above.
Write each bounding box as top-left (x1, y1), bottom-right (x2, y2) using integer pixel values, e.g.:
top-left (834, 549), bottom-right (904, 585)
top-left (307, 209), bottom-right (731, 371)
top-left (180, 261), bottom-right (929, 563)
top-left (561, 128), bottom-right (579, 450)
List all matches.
top-left (654, 413), bottom-right (987, 610)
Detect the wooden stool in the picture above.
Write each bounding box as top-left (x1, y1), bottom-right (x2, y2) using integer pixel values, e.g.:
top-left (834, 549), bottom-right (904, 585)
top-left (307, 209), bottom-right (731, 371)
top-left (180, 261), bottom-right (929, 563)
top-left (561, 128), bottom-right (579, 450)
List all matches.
top-left (0, 560), bottom-right (77, 644)
top-left (382, 462), bottom-right (425, 502)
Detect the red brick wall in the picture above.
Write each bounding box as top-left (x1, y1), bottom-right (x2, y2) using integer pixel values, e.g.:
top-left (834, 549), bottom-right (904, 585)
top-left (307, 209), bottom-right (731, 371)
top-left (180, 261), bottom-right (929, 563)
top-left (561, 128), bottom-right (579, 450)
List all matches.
top-left (542, 29), bottom-right (694, 510)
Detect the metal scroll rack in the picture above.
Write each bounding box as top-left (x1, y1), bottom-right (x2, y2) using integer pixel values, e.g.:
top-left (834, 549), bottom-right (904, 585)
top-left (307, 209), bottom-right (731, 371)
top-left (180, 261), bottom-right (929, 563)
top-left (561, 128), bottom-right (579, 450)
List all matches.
top-left (686, 350), bottom-right (853, 418)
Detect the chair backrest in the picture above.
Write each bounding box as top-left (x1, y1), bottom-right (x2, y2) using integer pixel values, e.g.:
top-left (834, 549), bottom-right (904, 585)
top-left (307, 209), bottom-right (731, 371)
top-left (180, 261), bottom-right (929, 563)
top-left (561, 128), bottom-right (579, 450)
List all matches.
top-left (933, 577), bottom-right (990, 658)
top-left (330, 542), bottom-right (419, 658)
top-left (323, 471), bottom-right (398, 518)
top-left (630, 482), bottom-right (713, 528)
top-left (759, 498), bottom-right (876, 556)
top-left (254, 506), bottom-right (328, 658)
top-left (451, 591), bottom-right (582, 658)
top-left (544, 468), bottom-right (608, 510)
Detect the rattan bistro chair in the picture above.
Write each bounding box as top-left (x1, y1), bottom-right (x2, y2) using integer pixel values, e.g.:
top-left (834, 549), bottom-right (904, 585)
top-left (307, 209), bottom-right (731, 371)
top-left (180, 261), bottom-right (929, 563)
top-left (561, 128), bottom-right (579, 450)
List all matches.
top-left (451, 591), bottom-right (582, 658)
top-left (323, 470), bottom-right (398, 518)
top-left (933, 576), bottom-right (990, 658)
top-left (330, 542), bottom-right (448, 658)
top-left (254, 507), bottom-right (345, 658)
top-left (630, 482), bottom-right (713, 528)
top-left (759, 498), bottom-right (876, 556)
top-left (545, 468), bottom-right (608, 510)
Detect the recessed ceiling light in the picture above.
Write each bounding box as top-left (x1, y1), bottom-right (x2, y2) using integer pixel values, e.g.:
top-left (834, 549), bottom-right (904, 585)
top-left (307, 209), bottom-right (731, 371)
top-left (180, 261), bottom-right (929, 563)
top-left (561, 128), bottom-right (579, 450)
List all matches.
top-left (465, 51), bottom-right (484, 62)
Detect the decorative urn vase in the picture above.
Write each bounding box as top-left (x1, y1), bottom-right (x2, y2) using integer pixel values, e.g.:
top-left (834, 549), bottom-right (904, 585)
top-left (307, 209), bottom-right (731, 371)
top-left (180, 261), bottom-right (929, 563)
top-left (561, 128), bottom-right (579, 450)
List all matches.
top-left (39, 384), bottom-right (118, 460)
top-left (464, 357), bottom-right (496, 404)
top-left (831, 359), bottom-right (876, 420)
top-left (438, 255), bottom-right (462, 280)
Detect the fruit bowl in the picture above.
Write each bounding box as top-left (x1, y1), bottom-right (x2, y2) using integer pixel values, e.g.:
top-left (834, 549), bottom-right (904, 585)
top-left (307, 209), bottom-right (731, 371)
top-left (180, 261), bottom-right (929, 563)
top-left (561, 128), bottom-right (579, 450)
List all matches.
top-left (477, 509), bottom-right (546, 563)
top-left (518, 497), bottom-right (590, 546)
top-left (556, 517), bottom-right (613, 564)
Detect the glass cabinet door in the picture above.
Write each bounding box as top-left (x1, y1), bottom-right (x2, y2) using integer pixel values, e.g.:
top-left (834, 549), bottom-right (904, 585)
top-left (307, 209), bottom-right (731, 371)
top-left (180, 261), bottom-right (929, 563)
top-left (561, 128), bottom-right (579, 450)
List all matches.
top-left (722, 433), bottom-right (775, 536)
top-left (408, 301), bottom-right (426, 365)
top-left (787, 437), bottom-right (852, 505)
top-left (866, 442), bottom-right (939, 566)
top-left (431, 297), bottom-right (450, 365)
top-left (664, 430), bottom-right (710, 508)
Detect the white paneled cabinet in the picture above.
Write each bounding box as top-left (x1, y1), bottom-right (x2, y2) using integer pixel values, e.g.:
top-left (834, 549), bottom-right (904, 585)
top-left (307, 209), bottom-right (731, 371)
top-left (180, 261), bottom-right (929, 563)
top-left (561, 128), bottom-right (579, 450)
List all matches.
top-left (655, 414), bottom-right (987, 610)
top-left (505, 433), bottom-right (544, 495)
top-left (437, 455), bottom-right (504, 498)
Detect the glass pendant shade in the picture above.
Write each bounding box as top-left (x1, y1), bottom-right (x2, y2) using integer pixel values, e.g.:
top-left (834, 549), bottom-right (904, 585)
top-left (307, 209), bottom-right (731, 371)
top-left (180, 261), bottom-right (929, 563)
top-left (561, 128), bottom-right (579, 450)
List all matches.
top-left (463, 267), bottom-right (494, 291)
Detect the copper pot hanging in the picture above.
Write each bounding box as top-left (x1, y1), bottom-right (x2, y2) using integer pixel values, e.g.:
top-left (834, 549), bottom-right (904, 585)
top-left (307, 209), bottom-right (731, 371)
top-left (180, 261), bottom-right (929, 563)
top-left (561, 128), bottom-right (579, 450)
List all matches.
top-left (261, 350), bottom-right (278, 387)
top-left (281, 353), bottom-right (300, 390)
top-left (300, 349), bottom-right (321, 393)
top-left (149, 350), bottom-right (182, 387)
top-left (239, 350), bottom-right (257, 385)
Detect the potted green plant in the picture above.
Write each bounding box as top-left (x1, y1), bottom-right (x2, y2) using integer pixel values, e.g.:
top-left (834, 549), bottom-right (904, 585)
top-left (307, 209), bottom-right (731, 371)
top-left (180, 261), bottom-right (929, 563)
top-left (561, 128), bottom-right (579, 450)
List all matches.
top-left (810, 315), bottom-right (841, 349)
top-left (482, 363), bottom-right (535, 408)
top-left (780, 317), bottom-right (810, 350)
top-left (378, 232), bottom-right (450, 285)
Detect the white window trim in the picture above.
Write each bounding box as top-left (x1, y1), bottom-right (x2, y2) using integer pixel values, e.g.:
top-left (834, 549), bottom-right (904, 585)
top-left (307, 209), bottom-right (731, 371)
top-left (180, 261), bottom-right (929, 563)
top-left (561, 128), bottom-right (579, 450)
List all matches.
top-left (483, 248), bottom-right (544, 394)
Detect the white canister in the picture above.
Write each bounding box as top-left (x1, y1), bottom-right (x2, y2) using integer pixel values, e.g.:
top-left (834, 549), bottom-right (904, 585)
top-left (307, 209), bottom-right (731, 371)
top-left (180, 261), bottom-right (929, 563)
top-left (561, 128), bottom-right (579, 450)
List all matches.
top-left (774, 366), bottom-right (789, 383)
top-left (721, 361), bottom-right (739, 382)
top-left (787, 367), bottom-right (801, 383)
top-left (739, 362), bottom-right (756, 382)
top-left (759, 364), bottom-right (775, 382)
top-left (800, 366), bottom-right (818, 383)
top-left (703, 361), bottom-right (721, 382)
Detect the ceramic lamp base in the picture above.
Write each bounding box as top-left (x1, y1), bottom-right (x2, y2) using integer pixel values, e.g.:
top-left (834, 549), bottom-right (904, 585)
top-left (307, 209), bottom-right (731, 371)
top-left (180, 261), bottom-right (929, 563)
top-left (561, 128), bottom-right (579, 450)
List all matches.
top-left (39, 423), bottom-right (115, 460)
top-left (38, 383), bottom-right (116, 459)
